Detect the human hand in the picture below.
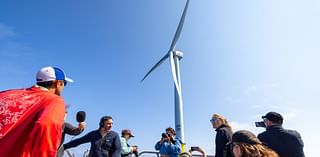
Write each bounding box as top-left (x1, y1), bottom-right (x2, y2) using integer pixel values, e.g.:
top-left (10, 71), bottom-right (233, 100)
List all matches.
top-left (78, 122), bottom-right (86, 130)
top-left (132, 146), bottom-right (138, 152)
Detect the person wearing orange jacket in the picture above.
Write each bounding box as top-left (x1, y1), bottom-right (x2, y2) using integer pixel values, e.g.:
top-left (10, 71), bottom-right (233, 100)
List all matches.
top-left (0, 66), bottom-right (73, 157)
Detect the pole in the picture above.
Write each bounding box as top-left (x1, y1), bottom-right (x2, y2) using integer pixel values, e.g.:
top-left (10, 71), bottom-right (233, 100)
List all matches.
top-left (173, 51), bottom-right (185, 152)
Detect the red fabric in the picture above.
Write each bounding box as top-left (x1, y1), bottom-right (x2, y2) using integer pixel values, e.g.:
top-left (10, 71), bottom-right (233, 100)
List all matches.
top-left (0, 86), bottom-right (66, 157)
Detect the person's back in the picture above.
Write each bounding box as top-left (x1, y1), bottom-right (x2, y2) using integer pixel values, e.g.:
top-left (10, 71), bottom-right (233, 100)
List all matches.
top-left (258, 125), bottom-right (304, 157)
top-left (257, 112), bottom-right (305, 157)
top-left (0, 87), bottom-right (65, 157)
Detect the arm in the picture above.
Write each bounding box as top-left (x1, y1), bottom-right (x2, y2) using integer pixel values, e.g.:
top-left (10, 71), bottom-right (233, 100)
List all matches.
top-left (111, 133), bottom-right (121, 157)
top-left (215, 129), bottom-right (227, 157)
top-left (63, 131), bottom-right (92, 150)
top-left (64, 122), bottom-right (83, 136)
top-left (155, 140), bottom-right (162, 150)
top-left (120, 137), bottom-right (133, 155)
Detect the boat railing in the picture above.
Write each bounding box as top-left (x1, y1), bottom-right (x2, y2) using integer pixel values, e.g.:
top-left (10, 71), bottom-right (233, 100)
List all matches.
top-left (138, 151), bottom-right (214, 157)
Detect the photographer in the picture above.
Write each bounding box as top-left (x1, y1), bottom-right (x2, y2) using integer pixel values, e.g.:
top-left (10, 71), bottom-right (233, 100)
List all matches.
top-left (257, 112), bottom-right (305, 157)
top-left (120, 129), bottom-right (138, 157)
top-left (155, 127), bottom-right (181, 157)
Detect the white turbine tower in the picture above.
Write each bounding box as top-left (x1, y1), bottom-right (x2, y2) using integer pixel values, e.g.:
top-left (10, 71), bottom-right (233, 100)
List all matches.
top-left (141, 0), bottom-right (190, 151)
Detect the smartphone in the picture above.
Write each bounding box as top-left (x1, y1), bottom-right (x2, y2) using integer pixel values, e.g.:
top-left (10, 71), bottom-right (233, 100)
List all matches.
top-left (190, 146), bottom-right (199, 152)
top-left (255, 121), bottom-right (266, 127)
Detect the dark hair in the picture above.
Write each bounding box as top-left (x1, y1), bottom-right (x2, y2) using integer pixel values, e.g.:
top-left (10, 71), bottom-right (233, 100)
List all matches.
top-left (166, 127), bottom-right (176, 136)
top-left (36, 81), bottom-right (54, 88)
top-left (99, 116), bottom-right (113, 128)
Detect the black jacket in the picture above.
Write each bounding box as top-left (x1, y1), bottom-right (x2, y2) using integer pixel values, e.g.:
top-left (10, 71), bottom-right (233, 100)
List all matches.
top-left (258, 125), bottom-right (305, 157)
top-left (215, 125), bottom-right (233, 157)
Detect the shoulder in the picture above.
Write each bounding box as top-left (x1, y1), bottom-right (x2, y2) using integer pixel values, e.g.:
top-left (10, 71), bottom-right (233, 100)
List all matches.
top-left (174, 137), bottom-right (182, 143)
top-left (120, 137), bottom-right (126, 141)
top-left (285, 129), bottom-right (300, 135)
top-left (87, 130), bottom-right (99, 136)
top-left (283, 129), bottom-right (303, 140)
top-left (216, 126), bottom-right (231, 134)
top-left (258, 131), bottom-right (267, 138)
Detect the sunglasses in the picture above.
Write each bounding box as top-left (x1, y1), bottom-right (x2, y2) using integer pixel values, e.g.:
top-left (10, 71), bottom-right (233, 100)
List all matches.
top-left (210, 118), bottom-right (217, 123)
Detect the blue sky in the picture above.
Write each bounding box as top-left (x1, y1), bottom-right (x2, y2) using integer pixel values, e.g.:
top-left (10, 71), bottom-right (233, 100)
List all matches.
top-left (1, 0), bottom-right (319, 156)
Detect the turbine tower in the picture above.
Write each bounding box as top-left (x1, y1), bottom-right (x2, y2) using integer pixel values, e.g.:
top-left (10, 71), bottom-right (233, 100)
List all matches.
top-left (141, 0), bottom-right (190, 149)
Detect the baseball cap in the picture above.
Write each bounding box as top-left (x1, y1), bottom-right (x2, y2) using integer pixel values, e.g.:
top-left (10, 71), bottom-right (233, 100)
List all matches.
top-left (262, 112), bottom-right (283, 123)
top-left (36, 66), bottom-right (73, 83)
top-left (122, 129), bottom-right (134, 137)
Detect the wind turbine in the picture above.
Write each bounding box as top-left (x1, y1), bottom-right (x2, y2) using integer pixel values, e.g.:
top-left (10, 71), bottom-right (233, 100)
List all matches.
top-left (141, 0), bottom-right (190, 150)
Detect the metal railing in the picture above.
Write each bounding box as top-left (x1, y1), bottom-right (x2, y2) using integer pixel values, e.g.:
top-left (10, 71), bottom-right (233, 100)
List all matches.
top-left (138, 151), bottom-right (214, 157)
top-left (64, 150), bottom-right (214, 157)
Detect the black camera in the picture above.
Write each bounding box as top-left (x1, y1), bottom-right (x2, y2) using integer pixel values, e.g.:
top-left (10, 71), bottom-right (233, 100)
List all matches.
top-left (255, 121), bottom-right (266, 127)
top-left (162, 133), bottom-right (168, 138)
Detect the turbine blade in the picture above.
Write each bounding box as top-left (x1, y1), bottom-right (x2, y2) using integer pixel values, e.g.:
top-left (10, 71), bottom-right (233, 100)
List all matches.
top-left (169, 0), bottom-right (190, 51)
top-left (141, 53), bottom-right (169, 82)
top-left (169, 51), bottom-right (182, 95)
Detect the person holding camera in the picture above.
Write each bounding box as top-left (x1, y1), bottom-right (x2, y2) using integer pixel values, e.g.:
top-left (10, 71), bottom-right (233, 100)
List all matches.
top-left (155, 127), bottom-right (182, 157)
top-left (120, 129), bottom-right (138, 157)
top-left (257, 112), bottom-right (305, 157)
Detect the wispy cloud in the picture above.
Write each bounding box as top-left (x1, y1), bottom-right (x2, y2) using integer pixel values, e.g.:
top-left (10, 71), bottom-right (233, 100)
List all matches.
top-left (230, 121), bottom-right (261, 134)
top-left (244, 85), bottom-right (257, 95)
top-left (263, 82), bottom-right (280, 88)
top-left (0, 41), bottom-right (35, 58)
top-left (252, 103), bottom-right (282, 110)
top-left (0, 23), bottom-right (16, 39)
top-left (282, 109), bottom-right (298, 121)
top-left (226, 96), bottom-right (242, 103)
top-left (0, 23), bottom-right (34, 58)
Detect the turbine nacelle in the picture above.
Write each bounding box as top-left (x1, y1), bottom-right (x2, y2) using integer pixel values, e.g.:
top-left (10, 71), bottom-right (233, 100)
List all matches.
top-left (173, 50), bottom-right (184, 59)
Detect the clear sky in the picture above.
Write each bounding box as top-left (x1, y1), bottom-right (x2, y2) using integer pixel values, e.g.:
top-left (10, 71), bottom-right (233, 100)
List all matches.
top-left (1, 0), bottom-right (319, 156)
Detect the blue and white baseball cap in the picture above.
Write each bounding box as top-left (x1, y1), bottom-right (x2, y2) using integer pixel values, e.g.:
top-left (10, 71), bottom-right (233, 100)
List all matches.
top-left (36, 66), bottom-right (73, 83)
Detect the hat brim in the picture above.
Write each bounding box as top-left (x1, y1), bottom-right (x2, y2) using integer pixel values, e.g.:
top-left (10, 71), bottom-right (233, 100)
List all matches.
top-left (65, 77), bottom-right (74, 83)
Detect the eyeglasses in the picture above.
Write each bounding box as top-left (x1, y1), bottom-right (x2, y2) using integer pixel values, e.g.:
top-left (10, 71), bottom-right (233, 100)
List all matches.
top-left (210, 118), bottom-right (217, 123)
